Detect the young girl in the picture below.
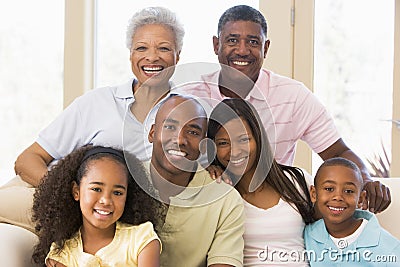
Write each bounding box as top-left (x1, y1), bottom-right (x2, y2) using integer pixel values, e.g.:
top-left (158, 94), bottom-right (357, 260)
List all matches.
top-left (31, 145), bottom-right (163, 267)
top-left (207, 98), bottom-right (314, 266)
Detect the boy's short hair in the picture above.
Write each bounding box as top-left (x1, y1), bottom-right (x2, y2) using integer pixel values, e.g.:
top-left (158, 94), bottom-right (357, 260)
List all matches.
top-left (314, 157), bottom-right (363, 186)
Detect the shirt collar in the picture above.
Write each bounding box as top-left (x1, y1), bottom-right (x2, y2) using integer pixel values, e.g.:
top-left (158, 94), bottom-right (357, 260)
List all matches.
top-left (115, 78), bottom-right (176, 100)
top-left (309, 210), bottom-right (380, 248)
top-left (171, 168), bottom-right (208, 201)
top-left (115, 78), bottom-right (135, 99)
top-left (352, 210), bottom-right (380, 248)
top-left (202, 69), bottom-right (266, 101)
top-left (250, 72), bottom-right (268, 100)
top-left (142, 161), bottom-right (208, 203)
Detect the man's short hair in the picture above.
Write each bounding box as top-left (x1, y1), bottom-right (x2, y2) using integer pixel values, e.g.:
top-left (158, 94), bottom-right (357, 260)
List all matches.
top-left (217, 5), bottom-right (267, 37)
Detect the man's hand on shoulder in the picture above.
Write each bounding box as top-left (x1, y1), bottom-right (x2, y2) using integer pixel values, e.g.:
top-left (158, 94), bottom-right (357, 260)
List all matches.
top-left (362, 179), bottom-right (391, 213)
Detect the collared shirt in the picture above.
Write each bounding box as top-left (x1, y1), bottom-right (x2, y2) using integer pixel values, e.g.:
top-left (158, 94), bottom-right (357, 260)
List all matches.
top-left (142, 162), bottom-right (245, 267)
top-left (46, 221), bottom-right (160, 266)
top-left (38, 79), bottom-right (177, 162)
top-left (304, 210), bottom-right (400, 266)
top-left (181, 69), bottom-right (340, 165)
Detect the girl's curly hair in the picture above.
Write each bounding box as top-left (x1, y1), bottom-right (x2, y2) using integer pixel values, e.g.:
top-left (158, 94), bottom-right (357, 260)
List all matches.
top-left (31, 145), bottom-right (164, 266)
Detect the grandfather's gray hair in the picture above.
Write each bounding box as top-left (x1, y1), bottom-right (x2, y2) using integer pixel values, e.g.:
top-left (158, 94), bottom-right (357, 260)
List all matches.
top-left (126, 6), bottom-right (185, 51)
top-left (217, 5), bottom-right (267, 37)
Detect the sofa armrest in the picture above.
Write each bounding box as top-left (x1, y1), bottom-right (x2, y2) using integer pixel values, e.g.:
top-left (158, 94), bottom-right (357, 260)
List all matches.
top-left (373, 177), bottom-right (400, 239)
top-left (0, 223), bottom-right (39, 267)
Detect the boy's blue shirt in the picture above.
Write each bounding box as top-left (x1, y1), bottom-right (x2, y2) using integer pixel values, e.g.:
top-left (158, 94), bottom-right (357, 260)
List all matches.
top-left (304, 210), bottom-right (400, 266)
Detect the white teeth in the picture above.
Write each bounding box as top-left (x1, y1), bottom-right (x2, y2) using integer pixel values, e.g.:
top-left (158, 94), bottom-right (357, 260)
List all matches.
top-left (168, 150), bottom-right (186, 157)
top-left (329, 207), bottom-right (345, 211)
top-left (232, 61), bottom-right (249, 66)
top-left (230, 157), bottom-right (247, 164)
top-left (96, 210), bottom-right (111, 215)
top-left (143, 66), bottom-right (163, 72)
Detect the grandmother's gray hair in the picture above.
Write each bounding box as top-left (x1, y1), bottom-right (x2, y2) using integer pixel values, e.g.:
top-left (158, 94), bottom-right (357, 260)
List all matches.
top-left (126, 6), bottom-right (185, 51)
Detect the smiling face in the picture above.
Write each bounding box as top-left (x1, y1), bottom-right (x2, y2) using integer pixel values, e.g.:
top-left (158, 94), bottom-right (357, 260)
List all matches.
top-left (310, 165), bottom-right (366, 232)
top-left (215, 117), bottom-right (257, 180)
top-left (213, 20), bottom-right (269, 84)
top-left (72, 158), bottom-right (128, 234)
top-left (130, 24), bottom-right (180, 89)
top-left (148, 96), bottom-right (207, 182)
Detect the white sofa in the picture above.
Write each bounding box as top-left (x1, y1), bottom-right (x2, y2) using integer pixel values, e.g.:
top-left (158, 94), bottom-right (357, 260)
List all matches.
top-left (0, 223), bottom-right (39, 267)
top-left (375, 177), bottom-right (400, 239)
top-left (0, 178), bottom-right (398, 266)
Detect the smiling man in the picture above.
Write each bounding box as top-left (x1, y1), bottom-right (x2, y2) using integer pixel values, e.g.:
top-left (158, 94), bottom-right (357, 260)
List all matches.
top-left (139, 95), bottom-right (245, 267)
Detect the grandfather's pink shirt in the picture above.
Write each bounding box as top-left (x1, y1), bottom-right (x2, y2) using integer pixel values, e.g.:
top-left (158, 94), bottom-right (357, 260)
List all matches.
top-left (181, 69), bottom-right (340, 165)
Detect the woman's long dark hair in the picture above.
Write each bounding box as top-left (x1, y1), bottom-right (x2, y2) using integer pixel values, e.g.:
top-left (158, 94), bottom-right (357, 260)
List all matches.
top-left (31, 145), bottom-right (163, 266)
top-left (207, 98), bottom-right (314, 224)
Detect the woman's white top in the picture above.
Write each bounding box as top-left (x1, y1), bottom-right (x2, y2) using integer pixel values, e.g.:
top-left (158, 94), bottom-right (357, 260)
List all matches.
top-left (243, 198), bottom-right (309, 266)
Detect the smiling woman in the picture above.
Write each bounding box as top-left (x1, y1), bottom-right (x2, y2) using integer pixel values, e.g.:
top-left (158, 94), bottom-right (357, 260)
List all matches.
top-left (0, 7), bottom-right (185, 245)
top-left (11, 6), bottom-right (184, 188)
top-left (127, 13), bottom-right (182, 93)
top-left (207, 98), bottom-right (314, 266)
top-left (128, 20), bottom-right (181, 123)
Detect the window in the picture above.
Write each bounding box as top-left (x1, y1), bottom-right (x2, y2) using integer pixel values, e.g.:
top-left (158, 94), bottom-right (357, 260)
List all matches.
top-left (313, 0), bottom-right (395, 176)
top-left (0, 1), bottom-right (64, 184)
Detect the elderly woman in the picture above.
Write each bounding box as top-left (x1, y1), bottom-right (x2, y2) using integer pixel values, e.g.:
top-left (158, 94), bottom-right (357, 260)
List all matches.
top-left (0, 6), bottom-right (184, 233)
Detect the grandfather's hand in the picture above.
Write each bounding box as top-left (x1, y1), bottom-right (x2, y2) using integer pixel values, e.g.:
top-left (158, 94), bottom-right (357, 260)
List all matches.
top-left (362, 180), bottom-right (391, 213)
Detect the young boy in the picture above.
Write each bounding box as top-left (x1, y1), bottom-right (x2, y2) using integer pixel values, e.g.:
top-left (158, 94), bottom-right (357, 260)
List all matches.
top-left (304, 157), bottom-right (400, 266)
